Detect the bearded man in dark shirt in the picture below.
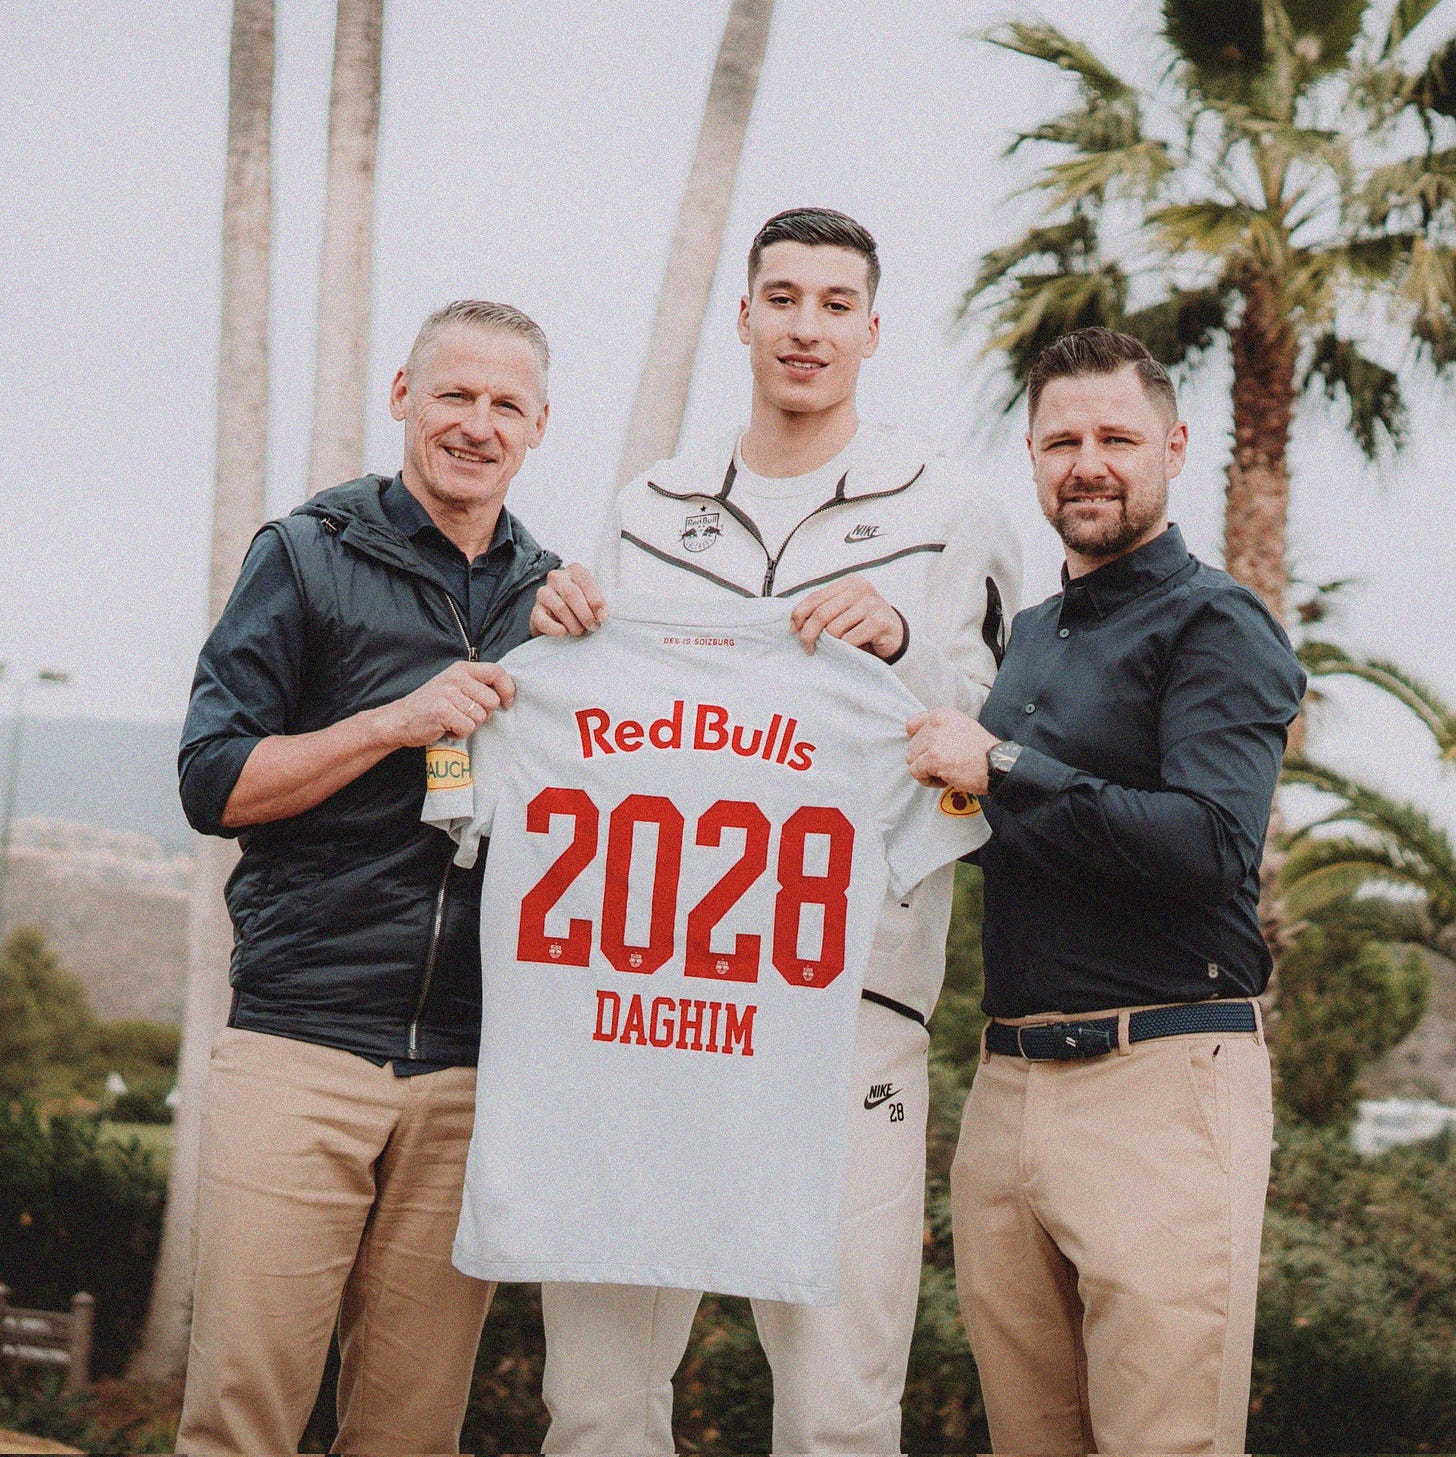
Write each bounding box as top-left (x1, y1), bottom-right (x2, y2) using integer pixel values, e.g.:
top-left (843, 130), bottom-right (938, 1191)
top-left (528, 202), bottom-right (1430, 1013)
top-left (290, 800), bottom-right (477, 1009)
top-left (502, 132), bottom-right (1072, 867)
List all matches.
top-left (906, 328), bottom-right (1305, 1455)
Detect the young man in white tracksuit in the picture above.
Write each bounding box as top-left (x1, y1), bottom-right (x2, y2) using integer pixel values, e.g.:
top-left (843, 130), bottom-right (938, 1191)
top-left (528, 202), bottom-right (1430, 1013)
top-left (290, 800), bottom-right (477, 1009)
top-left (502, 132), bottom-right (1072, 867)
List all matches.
top-left (530, 207), bottom-right (1021, 1456)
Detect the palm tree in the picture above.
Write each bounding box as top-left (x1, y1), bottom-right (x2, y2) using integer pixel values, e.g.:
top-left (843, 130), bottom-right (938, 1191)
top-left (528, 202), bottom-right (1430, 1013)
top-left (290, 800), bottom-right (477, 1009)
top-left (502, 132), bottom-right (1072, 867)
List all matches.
top-left (129, 0), bottom-right (275, 1382)
top-left (963, 0), bottom-right (1456, 625)
top-left (306, 0), bottom-right (384, 498)
top-left (615, 0), bottom-right (777, 488)
top-left (1282, 759), bottom-right (1456, 952)
top-left (1281, 639), bottom-right (1456, 956)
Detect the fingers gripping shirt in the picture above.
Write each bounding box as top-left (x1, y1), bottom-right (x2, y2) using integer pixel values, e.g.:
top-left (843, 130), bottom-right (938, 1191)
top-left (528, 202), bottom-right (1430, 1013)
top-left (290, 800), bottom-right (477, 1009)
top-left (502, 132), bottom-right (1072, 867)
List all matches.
top-left (421, 596), bottom-right (987, 1304)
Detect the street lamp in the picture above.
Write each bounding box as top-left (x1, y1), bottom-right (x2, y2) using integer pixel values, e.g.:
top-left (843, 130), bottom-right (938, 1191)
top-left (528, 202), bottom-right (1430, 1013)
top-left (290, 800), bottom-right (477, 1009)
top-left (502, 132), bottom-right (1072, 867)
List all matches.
top-left (0, 663), bottom-right (72, 932)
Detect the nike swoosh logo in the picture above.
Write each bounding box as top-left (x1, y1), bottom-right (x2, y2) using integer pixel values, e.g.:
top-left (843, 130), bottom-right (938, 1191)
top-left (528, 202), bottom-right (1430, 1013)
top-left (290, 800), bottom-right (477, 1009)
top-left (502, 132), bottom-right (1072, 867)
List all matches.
top-left (863, 1087), bottom-right (901, 1110)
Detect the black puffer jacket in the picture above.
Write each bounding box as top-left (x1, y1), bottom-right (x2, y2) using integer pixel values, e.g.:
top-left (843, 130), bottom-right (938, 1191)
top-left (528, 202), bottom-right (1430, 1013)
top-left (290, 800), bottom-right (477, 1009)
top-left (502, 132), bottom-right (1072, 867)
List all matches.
top-left (182, 477), bottom-right (559, 1064)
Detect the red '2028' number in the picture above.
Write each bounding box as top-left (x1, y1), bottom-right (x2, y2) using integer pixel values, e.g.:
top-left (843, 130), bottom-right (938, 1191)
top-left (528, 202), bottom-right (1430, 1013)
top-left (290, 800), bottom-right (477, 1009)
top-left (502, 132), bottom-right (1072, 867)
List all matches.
top-left (515, 789), bottom-right (855, 989)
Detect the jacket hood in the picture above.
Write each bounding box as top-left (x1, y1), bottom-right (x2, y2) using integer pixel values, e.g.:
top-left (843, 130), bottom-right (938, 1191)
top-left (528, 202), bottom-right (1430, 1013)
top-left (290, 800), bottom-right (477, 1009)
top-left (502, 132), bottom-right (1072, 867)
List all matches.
top-left (292, 475), bottom-right (557, 585)
top-left (643, 423), bottom-right (937, 504)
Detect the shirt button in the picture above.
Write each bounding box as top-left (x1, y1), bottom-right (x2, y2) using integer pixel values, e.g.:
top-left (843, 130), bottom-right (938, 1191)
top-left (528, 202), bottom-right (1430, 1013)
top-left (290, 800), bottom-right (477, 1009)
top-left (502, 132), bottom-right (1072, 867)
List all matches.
top-left (1024, 703), bottom-right (1036, 715)
top-left (1058, 628), bottom-right (1070, 639)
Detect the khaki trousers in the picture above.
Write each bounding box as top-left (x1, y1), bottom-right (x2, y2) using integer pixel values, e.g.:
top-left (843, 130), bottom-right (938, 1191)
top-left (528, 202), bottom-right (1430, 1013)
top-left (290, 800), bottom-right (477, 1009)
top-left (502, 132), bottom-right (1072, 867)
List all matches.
top-left (950, 1010), bottom-right (1272, 1456)
top-left (176, 1028), bottom-right (494, 1457)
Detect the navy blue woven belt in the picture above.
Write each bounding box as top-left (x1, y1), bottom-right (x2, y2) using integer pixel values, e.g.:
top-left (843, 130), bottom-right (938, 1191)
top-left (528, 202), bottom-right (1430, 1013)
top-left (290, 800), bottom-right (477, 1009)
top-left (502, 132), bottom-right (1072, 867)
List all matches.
top-left (984, 1000), bottom-right (1257, 1061)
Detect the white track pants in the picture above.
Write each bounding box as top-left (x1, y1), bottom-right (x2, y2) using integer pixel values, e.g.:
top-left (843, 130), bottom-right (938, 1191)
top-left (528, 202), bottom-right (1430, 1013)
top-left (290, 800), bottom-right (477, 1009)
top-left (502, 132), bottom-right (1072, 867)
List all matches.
top-left (540, 998), bottom-right (930, 1456)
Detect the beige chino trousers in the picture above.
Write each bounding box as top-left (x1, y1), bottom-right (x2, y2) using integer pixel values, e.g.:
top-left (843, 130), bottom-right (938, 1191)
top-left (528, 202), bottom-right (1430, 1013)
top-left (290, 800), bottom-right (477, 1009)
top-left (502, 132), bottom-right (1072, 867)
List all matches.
top-left (176, 1028), bottom-right (494, 1457)
top-left (950, 1007), bottom-right (1272, 1456)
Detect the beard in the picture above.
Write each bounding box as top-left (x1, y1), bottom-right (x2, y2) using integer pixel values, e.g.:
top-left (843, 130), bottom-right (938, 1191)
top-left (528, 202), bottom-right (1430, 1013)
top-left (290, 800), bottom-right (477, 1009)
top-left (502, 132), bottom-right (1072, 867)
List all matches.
top-left (1049, 486), bottom-right (1164, 563)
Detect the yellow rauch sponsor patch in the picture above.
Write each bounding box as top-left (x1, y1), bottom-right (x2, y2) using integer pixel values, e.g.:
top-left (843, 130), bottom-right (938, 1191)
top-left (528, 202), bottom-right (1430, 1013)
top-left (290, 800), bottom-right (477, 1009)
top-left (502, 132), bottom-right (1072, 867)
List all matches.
top-left (425, 745), bottom-right (472, 790)
top-left (938, 788), bottom-right (982, 817)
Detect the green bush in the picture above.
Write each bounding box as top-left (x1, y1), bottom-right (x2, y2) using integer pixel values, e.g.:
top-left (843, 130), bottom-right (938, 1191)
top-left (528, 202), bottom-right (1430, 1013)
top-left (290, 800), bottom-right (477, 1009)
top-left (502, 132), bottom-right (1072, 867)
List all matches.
top-left (1273, 905), bottom-right (1429, 1130)
top-left (0, 928), bottom-right (180, 1106)
top-left (1250, 1122), bottom-right (1456, 1450)
top-left (0, 928), bottom-right (97, 1101)
top-left (0, 1103), bottom-right (166, 1378)
top-left (108, 1086), bottom-right (173, 1125)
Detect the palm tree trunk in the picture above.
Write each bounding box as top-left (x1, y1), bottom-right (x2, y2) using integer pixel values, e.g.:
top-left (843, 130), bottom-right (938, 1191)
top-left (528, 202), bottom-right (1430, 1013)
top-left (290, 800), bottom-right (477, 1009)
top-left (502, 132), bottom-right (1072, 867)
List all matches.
top-left (1224, 265), bottom-right (1300, 1029)
top-left (129, 0), bottom-right (274, 1382)
top-left (614, 0), bottom-right (776, 488)
top-left (306, 0), bottom-right (383, 498)
top-left (1224, 266), bottom-right (1297, 626)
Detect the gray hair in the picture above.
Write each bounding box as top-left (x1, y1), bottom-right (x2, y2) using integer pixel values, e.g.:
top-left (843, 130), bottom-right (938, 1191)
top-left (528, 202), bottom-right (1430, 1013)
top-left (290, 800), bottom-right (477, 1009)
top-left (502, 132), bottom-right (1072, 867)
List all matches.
top-left (406, 299), bottom-right (551, 393)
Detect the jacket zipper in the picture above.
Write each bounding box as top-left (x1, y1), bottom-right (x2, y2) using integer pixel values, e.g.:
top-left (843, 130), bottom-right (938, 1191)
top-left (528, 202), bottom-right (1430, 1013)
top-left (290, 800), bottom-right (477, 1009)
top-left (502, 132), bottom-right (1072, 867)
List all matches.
top-left (406, 593), bottom-right (474, 1060)
top-left (760, 498), bottom-right (844, 595)
top-left (404, 566), bottom-right (550, 1059)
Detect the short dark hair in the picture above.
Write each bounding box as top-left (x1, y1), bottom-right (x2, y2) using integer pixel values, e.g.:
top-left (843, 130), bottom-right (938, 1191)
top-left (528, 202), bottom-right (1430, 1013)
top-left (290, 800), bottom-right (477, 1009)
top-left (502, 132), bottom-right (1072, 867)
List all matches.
top-left (1027, 327), bottom-right (1177, 424)
top-left (747, 208), bottom-right (880, 304)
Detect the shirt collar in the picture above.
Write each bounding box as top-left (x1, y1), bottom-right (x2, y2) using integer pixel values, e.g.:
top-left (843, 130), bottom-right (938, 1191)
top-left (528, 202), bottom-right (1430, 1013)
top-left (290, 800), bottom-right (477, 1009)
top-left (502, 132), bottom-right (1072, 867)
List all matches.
top-left (380, 474), bottom-right (516, 561)
top-left (1060, 523), bottom-right (1192, 618)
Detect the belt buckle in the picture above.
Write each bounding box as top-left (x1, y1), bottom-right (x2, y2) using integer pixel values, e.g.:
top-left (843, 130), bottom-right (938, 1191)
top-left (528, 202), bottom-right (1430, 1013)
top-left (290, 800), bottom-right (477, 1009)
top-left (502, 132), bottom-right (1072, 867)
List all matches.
top-left (1014, 1025), bottom-right (1050, 1061)
top-left (1039, 1020), bottom-right (1115, 1060)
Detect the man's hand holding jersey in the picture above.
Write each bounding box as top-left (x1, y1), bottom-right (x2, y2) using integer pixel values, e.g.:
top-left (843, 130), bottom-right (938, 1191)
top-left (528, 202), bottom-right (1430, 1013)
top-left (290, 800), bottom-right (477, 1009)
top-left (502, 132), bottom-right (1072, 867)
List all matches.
top-left (532, 563), bottom-right (906, 660)
top-left (788, 576), bottom-right (905, 659)
top-left (221, 660), bottom-right (514, 830)
top-left (905, 707), bottom-right (998, 795)
top-left (378, 660), bottom-right (516, 745)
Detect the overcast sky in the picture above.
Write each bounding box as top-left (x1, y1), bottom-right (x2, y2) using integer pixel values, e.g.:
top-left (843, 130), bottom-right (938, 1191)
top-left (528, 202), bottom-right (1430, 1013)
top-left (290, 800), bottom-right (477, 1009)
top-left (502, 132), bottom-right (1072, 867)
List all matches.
top-left (2, 0), bottom-right (1454, 827)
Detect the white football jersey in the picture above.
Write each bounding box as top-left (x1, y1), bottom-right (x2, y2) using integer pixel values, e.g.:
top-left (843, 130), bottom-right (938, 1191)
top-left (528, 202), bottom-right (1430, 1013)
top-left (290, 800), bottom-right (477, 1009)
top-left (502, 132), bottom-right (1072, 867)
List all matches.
top-left (422, 596), bottom-right (988, 1303)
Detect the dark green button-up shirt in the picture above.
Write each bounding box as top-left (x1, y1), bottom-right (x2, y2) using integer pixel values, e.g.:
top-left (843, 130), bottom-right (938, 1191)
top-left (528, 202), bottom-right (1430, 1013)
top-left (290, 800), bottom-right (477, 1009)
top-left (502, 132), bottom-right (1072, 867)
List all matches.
top-left (977, 524), bottom-right (1306, 1018)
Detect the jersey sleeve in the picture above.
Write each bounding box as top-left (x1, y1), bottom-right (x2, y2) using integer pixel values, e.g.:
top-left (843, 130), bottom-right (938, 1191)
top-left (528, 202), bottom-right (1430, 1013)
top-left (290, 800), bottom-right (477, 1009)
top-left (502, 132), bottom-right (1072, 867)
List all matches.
top-left (878, 757), bottom-right (993, 901)
top-left (420, 715), bottom-right (508, 868)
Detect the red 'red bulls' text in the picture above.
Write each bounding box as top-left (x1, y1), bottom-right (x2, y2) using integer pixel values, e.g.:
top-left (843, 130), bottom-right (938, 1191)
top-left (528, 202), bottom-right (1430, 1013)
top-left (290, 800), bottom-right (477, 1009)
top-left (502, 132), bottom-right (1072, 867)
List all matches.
top-left (575, 700), bottom-right (816, 772)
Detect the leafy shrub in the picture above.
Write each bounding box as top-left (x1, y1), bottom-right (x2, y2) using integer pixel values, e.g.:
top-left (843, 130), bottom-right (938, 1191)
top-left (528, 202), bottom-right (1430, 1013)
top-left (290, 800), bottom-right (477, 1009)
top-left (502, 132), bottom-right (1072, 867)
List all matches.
top-left (0, 1372), bottom-right (181, 1454)
top-left (108, 1086), bottom-right (174, 1126)
top-left (1273, 905), bottom-right (1429, 1129)
top-left (0, 1103), bottom-right (166, 1377)
top-left (1250, 1122), bottom-right (1456, 1450)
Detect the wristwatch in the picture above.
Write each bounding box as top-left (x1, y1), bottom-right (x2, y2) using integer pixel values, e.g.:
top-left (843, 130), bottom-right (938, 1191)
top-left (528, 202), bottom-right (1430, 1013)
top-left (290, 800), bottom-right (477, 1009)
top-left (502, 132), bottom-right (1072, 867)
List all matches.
top-left (986, 739), bottom-right (1023, 794)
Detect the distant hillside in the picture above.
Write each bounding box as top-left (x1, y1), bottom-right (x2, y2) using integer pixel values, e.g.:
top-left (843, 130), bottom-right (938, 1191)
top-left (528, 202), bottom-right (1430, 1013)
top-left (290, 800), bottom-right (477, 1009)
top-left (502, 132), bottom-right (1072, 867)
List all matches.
top-left (1, 818), bottom-right (188, 1022)
top-left (0, 716), bottom-right (189, 852)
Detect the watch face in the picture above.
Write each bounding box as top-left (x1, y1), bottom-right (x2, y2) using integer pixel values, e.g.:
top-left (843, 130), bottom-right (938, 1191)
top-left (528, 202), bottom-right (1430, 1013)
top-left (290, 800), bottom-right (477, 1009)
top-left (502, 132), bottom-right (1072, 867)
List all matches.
top-left (990, 742), bottom-right (1020, 772)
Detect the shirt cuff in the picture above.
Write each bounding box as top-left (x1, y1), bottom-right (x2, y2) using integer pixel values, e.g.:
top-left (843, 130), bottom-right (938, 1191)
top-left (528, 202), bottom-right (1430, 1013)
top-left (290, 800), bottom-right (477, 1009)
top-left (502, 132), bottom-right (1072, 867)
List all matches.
top-left (179, 734), bottom-right (263, 837)
top-left (882, 609), bottom-right (909, 666)
top-left (990, 742), bottom-right (1076, 811)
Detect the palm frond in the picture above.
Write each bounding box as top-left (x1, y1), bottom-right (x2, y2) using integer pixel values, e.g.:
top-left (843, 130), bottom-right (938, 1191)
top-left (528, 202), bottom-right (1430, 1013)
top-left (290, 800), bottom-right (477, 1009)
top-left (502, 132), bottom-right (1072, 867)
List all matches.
top-left (1298, 642), bottom-right (1456, 757)
top-left (1281, 0), bottom-right (1371, 70)
top-left (1382, 0), bottom-right (1447, 58)
top-left (984, 269), bottom-right (1129, 400)
top-left (1361, 148), bottom-right (1456, 227)
top-left (1150, 200), bottom-right (1262, 253)
top-left (1163, 0), bottom-right (1266, 79)
top-left (984, 22), bottom-right (1134, 102)
top-left (1282, 758), bottom-right (1456, 885)
top-left (1326, 233), bottom-right (1422, 281)
top-left (1408, 35), bottom-right (1456, 118)
top-left (1122, 285), bottom-right (1229, 366)
top-left (1039, 141), bottom-right (1175, 208)
top-left (1283, 855), bottom-right (1424, 917)
top-left (1301, 333), bottom-right (1407, 456)
top-left (961, 218), bottom-right (1100, 313)
top-left (1401, 236), bottom-right (1456, 367)
top-left (1010, 96), bottom-right (1147, 156)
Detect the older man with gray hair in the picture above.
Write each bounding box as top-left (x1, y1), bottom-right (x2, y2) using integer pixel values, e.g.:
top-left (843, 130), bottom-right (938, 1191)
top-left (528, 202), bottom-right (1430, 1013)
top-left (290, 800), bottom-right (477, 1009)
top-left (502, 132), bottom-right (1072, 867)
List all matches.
top-left (175, 300), bottom-right (560, 1456)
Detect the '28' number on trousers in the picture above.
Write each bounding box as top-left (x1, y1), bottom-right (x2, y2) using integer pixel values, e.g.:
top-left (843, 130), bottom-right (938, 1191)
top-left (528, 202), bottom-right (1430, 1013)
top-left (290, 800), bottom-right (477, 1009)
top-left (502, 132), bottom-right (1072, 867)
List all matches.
top-left (514, 790), bottom-right (854, 989)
